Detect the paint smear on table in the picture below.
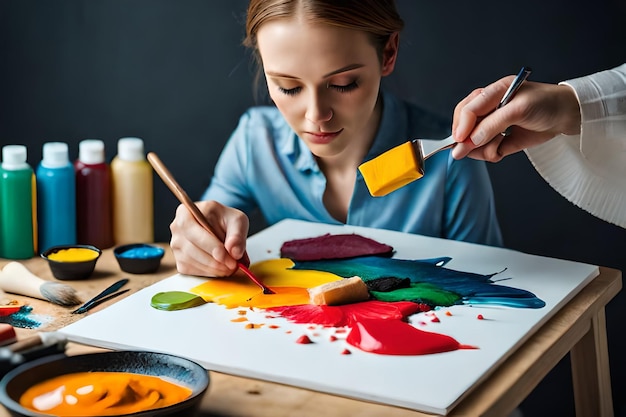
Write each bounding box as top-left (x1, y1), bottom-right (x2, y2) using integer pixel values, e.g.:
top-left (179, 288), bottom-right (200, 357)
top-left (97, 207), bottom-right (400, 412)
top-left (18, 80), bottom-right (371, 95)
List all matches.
top-left (0, 306), bottom-right (52, 329)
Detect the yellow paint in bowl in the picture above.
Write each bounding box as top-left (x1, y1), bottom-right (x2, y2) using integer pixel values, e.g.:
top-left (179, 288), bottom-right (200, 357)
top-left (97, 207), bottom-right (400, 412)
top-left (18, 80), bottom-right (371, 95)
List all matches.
top-left (47, 248), bottom-right (100, 263)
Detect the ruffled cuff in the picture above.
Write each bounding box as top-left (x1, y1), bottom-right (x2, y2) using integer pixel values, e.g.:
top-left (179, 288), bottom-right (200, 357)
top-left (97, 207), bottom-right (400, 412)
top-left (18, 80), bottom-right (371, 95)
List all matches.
top-left (525, 134), bottom-right (626, 228)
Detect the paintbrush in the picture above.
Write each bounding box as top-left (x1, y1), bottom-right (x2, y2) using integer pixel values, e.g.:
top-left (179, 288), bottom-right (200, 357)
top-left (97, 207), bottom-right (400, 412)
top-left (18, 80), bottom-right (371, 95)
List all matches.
top-left (71, 279), bottom-right (130, 314)
top-left (359, 67), bottom-right (532, 197)
top-left (0, 262), bottom-right (82, 306)
top-left (146, 152), bottom-right (275, 294)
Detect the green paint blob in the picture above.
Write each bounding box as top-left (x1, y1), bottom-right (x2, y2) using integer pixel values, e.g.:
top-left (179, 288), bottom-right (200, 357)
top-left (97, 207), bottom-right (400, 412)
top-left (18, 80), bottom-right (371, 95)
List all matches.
top-left (371, 283), bottom-right (461, 307)
top-left (150, 291), bottom-right (207, 311)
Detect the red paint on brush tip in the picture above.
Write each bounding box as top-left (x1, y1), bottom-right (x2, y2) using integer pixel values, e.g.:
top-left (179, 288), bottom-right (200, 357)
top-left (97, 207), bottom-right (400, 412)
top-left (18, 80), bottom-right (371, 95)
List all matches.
top-left (296, 335), bottom-right (314, 344)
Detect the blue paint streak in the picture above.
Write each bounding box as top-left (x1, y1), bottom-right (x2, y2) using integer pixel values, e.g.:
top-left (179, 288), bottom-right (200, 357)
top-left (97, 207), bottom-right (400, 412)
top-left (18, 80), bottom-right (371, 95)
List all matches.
top-left (0, 306), bottom-right (43, 329)
top-left (291, 256), bottom-right (546, 309)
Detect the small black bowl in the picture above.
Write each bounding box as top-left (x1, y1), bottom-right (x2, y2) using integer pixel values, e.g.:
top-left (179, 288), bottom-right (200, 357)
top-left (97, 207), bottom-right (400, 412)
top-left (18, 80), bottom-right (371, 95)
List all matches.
top-left (114, 243), bottom-right (165, 274)
top-left (0, 351), bottom-right (210, 417)
top-left (41, 244), bottom-right (102, 280)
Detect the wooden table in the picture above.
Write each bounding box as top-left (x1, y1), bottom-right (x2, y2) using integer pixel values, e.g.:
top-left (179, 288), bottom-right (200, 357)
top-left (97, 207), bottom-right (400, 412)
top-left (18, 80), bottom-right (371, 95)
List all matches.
top-left (0, 245), bottom-right (621, 417)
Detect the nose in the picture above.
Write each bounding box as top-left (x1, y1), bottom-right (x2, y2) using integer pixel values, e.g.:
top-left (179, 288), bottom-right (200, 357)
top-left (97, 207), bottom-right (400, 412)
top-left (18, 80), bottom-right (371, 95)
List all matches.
top-left (305, 93), bottom-right (333, 124)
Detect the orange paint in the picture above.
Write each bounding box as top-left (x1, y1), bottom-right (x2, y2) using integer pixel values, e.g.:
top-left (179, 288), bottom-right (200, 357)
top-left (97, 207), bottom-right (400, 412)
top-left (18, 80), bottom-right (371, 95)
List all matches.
top-left (19, 372), bottom-right (191, 416)
top-left (230, 317), bottom-right (248, 323)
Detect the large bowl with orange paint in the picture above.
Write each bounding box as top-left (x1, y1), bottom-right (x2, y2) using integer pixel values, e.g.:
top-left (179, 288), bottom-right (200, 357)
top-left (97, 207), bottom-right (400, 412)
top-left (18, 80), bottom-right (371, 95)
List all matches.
top-left (0, 351), bottom-right (210, 417)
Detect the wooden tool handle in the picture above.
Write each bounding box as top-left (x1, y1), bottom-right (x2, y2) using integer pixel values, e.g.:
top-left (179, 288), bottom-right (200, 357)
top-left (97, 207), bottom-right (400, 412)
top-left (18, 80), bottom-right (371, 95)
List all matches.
top-left (147, 152), bottom-right (215, 235)
top-left (0, 262), bottom-right (46, 300)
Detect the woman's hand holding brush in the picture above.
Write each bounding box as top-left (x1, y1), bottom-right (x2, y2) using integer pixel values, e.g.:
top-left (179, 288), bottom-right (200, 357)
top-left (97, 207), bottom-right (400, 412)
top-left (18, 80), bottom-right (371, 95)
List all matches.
top-left (169, 199), bottom-right (251, 278)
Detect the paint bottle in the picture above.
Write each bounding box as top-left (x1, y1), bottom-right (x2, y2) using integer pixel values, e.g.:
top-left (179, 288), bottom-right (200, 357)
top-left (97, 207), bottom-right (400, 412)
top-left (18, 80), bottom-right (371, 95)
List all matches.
top-left (36, 142), bottom-right (77, 254)
top-left (74, 139), bottom-right (113, 249)
top-left (0, 145), bottom-right (36, 259)
top-left (111, 137), bottom-right (154, 244)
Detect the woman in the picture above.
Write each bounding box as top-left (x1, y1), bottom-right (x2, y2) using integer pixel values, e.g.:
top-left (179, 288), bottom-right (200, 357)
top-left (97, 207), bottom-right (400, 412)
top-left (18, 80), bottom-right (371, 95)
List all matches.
top-left (170, 0), bottom-right (503, 277)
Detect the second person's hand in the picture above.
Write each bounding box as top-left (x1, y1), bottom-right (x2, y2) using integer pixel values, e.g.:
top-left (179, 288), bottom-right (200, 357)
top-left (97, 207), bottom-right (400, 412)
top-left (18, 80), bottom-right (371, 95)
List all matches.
top-left (451, 75), bottom-right (582, 162)
top-left (169, 200), bottom-right (250, 278)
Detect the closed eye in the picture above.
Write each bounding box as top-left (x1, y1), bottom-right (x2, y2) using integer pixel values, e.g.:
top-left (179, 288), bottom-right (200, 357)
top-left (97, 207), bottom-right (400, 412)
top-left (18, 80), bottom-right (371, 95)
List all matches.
top-left (278, 86), bottom-right (301, 96)
top-left (330, 81), bottom-right (358, 93)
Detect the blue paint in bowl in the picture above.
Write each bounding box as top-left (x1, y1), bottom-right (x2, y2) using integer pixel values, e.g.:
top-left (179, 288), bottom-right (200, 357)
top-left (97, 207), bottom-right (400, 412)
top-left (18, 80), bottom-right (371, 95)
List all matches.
top-left (114, 243), bottom-right (165, 274)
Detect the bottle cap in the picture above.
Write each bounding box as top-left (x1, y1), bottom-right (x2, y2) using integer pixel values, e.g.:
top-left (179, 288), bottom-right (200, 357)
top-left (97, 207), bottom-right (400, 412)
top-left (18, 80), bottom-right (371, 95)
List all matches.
top-left (1, 145), bottom-right (29, 170)
top-left (117, 137), bottom-right (145, 162)
top-left (78, 140), bottom-right (105, 165)
top-left (41, 142), bottom-right (70, 168)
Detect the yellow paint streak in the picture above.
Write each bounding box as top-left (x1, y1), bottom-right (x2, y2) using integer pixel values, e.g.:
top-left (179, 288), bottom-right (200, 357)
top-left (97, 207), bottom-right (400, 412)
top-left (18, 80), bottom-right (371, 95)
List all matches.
top-left (190, 258), bottom-right (341, 309)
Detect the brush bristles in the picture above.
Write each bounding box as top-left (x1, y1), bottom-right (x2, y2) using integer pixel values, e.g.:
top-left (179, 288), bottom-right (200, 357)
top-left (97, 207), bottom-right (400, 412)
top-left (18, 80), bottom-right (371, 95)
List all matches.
top-left (40, 282), bottom-right (82, 306)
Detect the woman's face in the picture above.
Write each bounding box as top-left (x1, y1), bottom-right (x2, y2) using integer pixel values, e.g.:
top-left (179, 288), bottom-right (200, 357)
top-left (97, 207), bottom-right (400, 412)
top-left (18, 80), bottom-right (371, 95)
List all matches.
top-left (256, 19), bottom-right (396, 159)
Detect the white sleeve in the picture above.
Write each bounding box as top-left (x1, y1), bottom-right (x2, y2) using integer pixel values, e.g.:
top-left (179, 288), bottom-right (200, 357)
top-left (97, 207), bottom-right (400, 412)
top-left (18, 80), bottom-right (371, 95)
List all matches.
top-left (524, 64), bottom-right (626, 228)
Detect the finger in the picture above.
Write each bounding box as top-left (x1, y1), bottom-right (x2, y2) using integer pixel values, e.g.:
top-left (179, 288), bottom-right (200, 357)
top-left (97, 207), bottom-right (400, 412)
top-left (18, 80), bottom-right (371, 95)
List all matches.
top-left (170, 204), bottom-right (238, 275)
top-left (455, 77), bottom-right (512, 142)
top-left (496, 128), bottom-right (557, 157)
top-left (199, 202), bottom-right (248, 263)
top-left (452, 89), bottom-right (482, 140)
top-left (464, 143), bottom-right (504, 163)
top-left (463, 128), bottom-right (540, 162)
top-left (221, 210), bottom-right (249, 261)
top-left (170, 234), bottom-right (234, 277)
top-left (450, 139), bottom-right (477, 159)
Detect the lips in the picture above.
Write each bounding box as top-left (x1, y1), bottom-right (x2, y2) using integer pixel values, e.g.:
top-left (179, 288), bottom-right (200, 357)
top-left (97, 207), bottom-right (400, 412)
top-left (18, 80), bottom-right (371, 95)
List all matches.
top-left (303, 129), bottom-right (343, 144)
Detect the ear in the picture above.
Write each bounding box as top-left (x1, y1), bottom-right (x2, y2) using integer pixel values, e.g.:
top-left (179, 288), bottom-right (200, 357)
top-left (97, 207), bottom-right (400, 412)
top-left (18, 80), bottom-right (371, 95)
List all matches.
top-left (381, 32), bottom-right (399, 76)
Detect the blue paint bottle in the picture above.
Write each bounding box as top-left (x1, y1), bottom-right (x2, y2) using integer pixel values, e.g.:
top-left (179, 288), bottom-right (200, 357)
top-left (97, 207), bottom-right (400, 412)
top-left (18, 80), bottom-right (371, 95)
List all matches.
top-left (36, 142), bottom-right (77, 253)
top-left (0, 145), bottom-right (36, 259)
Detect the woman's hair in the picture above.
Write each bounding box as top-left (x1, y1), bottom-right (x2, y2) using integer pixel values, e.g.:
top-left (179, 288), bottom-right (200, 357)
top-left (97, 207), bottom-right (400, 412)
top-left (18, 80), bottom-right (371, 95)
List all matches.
top-left (243, 0), bottom-right (404, 97)
top-left (245, 0), bottom-right (404, 60)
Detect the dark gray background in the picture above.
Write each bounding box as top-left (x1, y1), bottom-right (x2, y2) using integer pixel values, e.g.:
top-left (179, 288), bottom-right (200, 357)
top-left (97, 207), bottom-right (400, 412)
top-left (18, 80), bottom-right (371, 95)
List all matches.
top-left (1, 1), bottom-right (625, 415)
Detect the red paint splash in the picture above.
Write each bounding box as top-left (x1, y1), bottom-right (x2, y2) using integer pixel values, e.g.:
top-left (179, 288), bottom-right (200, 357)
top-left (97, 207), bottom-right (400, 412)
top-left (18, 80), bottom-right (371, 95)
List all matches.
top-left (268, 300), bottom-right (472, 355)
top-left (296, 335), bottom-right (314, 344)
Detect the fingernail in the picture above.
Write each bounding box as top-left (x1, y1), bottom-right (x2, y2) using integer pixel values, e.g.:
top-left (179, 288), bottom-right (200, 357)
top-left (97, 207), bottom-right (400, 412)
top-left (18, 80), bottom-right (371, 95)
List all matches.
top-left (471, 131), bottom-right (486, 146)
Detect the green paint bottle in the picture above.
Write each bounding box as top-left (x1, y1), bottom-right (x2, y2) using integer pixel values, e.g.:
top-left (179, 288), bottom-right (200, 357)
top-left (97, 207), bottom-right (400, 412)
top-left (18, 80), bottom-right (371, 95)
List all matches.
top-left (0, 145), bottom-right (36, 259)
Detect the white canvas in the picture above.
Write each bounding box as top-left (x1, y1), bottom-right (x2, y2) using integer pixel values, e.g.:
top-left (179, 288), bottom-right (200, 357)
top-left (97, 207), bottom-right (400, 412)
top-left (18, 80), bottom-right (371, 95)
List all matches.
top-left (58, 219), bottom-right (598, 415)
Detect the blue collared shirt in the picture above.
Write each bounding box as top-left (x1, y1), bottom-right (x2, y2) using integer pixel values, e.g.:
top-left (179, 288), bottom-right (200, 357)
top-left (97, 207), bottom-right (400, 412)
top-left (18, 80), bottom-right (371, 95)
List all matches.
top-left (202, 90), bottom-right (503, 247)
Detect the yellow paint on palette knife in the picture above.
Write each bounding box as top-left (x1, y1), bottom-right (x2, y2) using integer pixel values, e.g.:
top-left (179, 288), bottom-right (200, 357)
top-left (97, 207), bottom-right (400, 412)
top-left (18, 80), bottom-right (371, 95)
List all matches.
top-left (190, 258), bottom-right (342, 309)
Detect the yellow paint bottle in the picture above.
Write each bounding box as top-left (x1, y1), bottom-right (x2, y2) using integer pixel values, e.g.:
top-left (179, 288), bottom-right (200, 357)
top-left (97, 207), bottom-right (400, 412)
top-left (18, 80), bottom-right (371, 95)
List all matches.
top-left (111, 138), bottom-right (154, 245)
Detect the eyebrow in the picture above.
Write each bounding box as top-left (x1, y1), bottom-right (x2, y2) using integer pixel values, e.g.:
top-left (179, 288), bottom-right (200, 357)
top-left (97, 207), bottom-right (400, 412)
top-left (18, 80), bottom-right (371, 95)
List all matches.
top-left (265, 63), bottom-right (365, 79)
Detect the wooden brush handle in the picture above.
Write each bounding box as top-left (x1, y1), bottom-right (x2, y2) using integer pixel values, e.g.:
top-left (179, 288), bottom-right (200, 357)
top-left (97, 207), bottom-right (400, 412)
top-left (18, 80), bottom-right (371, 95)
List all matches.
top-left (147, 152), bottom-right (216, 235)
top-left (0, 262), bottom-right (46, 300)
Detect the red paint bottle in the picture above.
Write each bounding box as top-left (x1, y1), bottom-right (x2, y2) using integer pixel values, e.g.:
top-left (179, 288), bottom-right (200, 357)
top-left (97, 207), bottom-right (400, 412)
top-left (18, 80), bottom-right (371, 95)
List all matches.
top-left (74, 139), bottom-right (113, 249)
